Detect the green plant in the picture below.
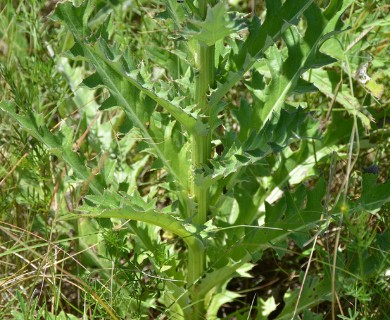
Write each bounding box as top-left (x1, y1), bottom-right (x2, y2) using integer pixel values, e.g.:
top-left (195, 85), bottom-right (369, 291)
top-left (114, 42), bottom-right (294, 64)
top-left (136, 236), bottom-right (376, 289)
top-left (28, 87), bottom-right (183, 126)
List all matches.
top-left (1, 0), bottom-right (389, 319)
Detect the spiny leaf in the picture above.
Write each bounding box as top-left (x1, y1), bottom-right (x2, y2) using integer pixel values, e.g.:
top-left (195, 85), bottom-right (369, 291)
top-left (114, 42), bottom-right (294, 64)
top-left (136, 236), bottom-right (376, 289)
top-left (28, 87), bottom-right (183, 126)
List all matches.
top-left (185, 2), bottom-right (245, 47)
top-left (244, 107), bottom-right (307, 152)
top-left (210, 0), bottom-right (352, 128)
top-left (52, 0), bottom-right (93, 38)
top-left (83, 38), bottom-right (208, 136)
top-left (277, 274), bottom-right (332, 319)
top-left (78, 191), bottom-right (204, 261)
top-left (52, 1), bottom-right (203, 190)
top-left (198, 179), bottom-right (328, 297)
top-left (0, 101), bottom-right (106, 195)
top-left (140, 115), bottom-right (192, 192)
top-left (53, 1), bottom-right (207, 136)
top-left (157, 0), bottom-right (189, 28)
top-left (257, 296), bottom-right (279, 318)
top-left (195, 107), bottom-right (309, 189)
top-left (208, 0), bottom-right (314, 108)
top-left (243, 178), bottom-right (326, 260)
top-left (255, 1), bottom-right (351, 126)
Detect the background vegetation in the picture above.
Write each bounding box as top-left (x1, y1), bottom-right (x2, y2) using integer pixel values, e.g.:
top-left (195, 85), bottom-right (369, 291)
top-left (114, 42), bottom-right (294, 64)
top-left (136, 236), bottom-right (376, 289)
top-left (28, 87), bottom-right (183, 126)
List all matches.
top-left (0, 0), bottom-right (389, 319)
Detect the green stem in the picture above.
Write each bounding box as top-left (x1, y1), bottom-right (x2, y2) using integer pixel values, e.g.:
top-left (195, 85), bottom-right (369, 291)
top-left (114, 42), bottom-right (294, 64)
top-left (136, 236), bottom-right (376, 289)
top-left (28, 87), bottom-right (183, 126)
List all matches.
top-left (192, 134), bottom-right (210, 224)
top-left (197, 0), bottom-right (208, 19)
top-left (188, 1), bottom-right (216, 316)
top-left (195, 44), bottom-right (215, 114)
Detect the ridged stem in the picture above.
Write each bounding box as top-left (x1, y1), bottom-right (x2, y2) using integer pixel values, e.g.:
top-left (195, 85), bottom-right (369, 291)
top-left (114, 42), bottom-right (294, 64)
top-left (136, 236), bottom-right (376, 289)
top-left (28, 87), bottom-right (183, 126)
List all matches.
top-left (187, 1), bottom-right (216, 318)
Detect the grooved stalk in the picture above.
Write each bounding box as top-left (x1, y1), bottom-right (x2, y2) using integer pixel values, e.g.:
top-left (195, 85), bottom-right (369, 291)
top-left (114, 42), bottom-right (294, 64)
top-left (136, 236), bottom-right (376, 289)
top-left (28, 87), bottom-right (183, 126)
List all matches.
top-left (188, 1), bottom-right (216, 317)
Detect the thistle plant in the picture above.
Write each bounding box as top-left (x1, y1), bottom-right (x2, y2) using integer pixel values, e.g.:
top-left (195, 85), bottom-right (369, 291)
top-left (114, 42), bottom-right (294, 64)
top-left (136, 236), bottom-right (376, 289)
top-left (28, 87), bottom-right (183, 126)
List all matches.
top-left (3, 0), bottom-right (384, 319)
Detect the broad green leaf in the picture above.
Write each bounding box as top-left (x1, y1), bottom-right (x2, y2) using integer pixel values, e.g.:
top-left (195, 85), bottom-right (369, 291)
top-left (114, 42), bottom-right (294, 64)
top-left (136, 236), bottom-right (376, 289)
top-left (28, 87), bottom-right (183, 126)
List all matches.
top-left (277, 274), bottom-right (332, 319)
top-left (78, 218), bottom-right (111, 269)
top-left (303, 69), bottom-right (373, 129)
top-left (58, 56), bottom-right (115, 152)
top-left (201, 262), bottom-right (254, 319)
top-left (357, 173), bottom-right (390, 211)
top-left (365, 72), bottom-right (385, 99)
top-left (321, 0), bottom-right (388, 97)
top-left (262, 144), bottom-right (343, 210)
top-left (142, 116), bottom-right (192, 192)
top-left (160, 281), bottom-right (190, 320)
top-left (260, 111), bottom-right (353, 210)
top-left (205, 290), bottom-right (241, 319)
top-left (196, 255), bottom-right (251, 298)
top-left (302, 310), bottom-right (325, 320)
